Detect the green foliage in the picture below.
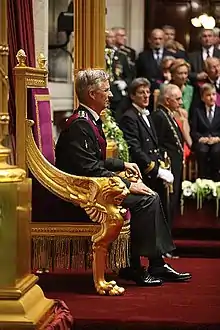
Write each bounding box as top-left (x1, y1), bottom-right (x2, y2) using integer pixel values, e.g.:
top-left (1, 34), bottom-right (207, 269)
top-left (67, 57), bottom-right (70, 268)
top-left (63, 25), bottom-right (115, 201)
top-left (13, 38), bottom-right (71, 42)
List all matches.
top-left (103, 109), bottom-right (129, 162)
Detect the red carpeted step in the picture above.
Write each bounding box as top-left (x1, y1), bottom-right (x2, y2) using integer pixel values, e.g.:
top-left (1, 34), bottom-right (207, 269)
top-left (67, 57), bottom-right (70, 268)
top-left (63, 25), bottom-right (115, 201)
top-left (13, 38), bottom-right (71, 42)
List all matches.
top-left (174, 239), bottom-right (220, 257)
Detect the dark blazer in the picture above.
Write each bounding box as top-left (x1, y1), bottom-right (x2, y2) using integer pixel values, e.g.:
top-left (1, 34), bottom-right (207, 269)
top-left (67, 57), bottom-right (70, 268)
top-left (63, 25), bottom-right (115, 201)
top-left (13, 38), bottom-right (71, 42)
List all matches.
top-left (55, 106), bottom-right (125, 177)
top-left (190, 104), bottom-right (220, 144)
top-left (136, 48), bottom-right (174, 83)
top-left (119, 105), bottom-right (161, 180)
top-left (188, 47), bottom-right (220, 82)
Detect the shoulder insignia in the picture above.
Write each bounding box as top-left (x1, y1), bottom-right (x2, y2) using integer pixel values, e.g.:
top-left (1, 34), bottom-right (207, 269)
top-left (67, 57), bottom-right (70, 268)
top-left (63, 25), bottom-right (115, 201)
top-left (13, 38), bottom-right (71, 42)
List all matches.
top-left (123, 46), bottom-right (131, 53)
top-left (78, 110), bottom-right (89, 119)
top-left (118, 49), bottom-right (128, 56)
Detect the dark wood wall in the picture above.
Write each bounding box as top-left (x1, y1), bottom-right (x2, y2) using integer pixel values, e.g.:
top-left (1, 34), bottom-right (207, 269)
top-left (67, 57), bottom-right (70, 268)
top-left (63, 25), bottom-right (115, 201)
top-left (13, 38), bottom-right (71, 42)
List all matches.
top-left (145, 0), bottom-right (220, 52)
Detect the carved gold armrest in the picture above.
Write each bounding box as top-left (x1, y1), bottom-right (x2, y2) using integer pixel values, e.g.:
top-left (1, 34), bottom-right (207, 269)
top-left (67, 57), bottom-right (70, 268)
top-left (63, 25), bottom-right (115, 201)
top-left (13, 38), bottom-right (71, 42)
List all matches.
top-left (26, 119), bottom-right (130, 295)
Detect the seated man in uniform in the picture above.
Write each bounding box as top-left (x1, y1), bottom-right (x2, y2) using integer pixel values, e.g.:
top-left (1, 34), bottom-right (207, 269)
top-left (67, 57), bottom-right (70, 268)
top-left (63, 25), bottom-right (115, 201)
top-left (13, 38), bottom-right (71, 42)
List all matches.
top-left (55, 69), bottom-right (191, 286)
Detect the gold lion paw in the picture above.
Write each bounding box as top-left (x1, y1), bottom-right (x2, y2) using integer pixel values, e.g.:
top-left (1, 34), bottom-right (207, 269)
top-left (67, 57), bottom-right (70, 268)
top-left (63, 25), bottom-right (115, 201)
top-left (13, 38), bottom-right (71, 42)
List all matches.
top-left (96, 280), bottom-right (125, 296)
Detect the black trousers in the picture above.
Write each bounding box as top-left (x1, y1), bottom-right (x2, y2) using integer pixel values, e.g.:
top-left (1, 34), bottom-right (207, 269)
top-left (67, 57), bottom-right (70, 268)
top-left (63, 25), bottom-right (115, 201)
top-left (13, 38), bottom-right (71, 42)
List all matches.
top-left (195, 142), bottom-right (220, 181)
top-left (122, 192), bottom-right (175, 259)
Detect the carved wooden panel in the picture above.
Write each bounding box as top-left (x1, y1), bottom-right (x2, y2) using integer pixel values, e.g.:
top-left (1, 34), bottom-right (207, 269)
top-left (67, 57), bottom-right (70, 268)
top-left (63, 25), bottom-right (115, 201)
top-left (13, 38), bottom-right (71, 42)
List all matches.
top-left (145, 0), bottom-right (220, 51)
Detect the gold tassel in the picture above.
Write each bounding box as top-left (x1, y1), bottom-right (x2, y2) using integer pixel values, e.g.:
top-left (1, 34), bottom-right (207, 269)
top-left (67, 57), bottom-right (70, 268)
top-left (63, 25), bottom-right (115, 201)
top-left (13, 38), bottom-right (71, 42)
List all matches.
top-left (31, 228), bottom-right (130, 272)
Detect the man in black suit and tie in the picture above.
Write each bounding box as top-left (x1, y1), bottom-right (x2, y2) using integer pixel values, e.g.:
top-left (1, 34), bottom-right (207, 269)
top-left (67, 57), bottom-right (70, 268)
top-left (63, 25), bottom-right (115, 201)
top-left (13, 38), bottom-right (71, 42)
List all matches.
top-left (119, 78), bottom-right (174, 229)
top-left (55, 69), bottom-right (191, 286)
top-left (151, 84), bottom-right (184, 226)
top-left (188, 28), bottom-right (220, 84)
top-left (136, 28), bottom-right (174, 83)
top-left (190, 83), bottom-right (220, 181)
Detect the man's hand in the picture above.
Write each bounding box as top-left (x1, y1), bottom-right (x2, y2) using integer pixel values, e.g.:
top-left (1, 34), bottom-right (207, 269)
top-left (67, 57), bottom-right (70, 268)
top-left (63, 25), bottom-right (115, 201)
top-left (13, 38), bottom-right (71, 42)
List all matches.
top-left (207, 136), bottom-right (220, 145)
top-left (130, 182), bottom-right (155, 195)
top-left (124, 162), bottom-right (142, 179)
top-left (197, 72), bottom-right (208, 80)
top-left (199, 137), bottom-right (209, 144)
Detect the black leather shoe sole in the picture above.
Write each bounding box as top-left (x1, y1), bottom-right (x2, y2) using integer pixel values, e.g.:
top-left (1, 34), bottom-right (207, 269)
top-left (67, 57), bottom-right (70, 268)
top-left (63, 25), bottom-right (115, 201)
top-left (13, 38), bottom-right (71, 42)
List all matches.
top-left (118, 267), bottom-right (163, 286)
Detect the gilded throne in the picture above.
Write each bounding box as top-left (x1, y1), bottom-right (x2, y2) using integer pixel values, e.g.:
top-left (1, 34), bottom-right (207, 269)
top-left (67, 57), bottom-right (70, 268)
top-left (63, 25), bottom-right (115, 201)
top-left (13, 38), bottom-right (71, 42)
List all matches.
top-left (14, 49), bottom-right (132, 296)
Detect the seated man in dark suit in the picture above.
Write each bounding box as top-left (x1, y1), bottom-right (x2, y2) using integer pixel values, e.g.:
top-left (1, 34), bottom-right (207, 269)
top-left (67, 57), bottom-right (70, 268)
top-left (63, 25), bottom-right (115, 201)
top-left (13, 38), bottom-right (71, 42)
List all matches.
top-left (55, 69), bottom-right (191, 286)
top-left (119, 78), bottom-right (174, 231)
top-left (190, 83), bottom-right (220, 181)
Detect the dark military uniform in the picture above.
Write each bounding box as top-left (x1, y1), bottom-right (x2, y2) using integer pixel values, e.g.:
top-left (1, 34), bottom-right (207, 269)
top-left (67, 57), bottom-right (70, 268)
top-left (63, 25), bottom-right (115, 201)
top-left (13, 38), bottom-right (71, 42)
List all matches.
top-left (119, 105), bottom-right (172, 225)
top-left (151, 104), bottom-right (184, 226)
top-left (119, 45), bottom-right (137, 79)
top-left (105, 46), bottom-right (133, 117)
top-left (55, 105), bottom-right (175, 261)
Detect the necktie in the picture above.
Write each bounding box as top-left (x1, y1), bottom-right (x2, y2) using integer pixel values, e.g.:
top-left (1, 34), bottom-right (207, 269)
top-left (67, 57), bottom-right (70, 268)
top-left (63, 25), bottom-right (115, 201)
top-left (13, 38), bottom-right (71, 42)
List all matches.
top-left (155, 49), bottom-right (161, 65)
top-left (207, 108), bottom-right (213, 123)
top-left (206, 48), bottom-right (210, 58)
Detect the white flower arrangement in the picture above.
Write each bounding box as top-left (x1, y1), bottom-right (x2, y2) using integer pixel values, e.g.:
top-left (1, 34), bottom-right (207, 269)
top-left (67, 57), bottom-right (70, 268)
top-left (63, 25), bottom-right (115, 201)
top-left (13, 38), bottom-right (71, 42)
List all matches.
top-left (181, 178), bottom-right (220, 217)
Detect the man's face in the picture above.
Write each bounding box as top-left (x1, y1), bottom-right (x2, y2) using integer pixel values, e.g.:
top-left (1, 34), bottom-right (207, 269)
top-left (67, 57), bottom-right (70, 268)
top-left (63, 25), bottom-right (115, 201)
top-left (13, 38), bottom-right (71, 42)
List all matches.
top-left (201, 30), bottom-right (215, 48)
top-left (165, 88), bottom-right (183, 112)
top-left (150, 30), bottom-right (165, 49)
top-left (131, 85), bottom-right (150, 109)
top-left (202, 89), bottom-right (217, 107)
top-left (207, 59), bottom-right (220, 80)
top-left (163, 28), bottom-right (175, 42)
top-left (91, 80), bottom-right (113, 113)
top-left (106, 31), bottom-right (116, 48)
top-left (115, 29), bottom-right (126, 46)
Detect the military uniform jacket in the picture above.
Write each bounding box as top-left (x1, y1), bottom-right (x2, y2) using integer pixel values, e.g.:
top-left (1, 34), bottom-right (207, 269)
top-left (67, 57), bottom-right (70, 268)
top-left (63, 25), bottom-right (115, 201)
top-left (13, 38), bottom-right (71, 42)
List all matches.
top-left (55, 106), bottom-right (126, 178)
top-left (151, 104), bottom-right (184, 179)
top-left (119, 105), bottom-right (161, 180)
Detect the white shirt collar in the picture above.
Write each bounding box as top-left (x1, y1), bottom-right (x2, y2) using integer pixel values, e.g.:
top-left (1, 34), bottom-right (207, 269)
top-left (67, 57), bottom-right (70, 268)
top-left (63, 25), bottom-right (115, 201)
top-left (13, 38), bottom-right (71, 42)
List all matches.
top-left (205, 104), bottom-right (215, 112)
top-left (80, 103), bottom-right (100, 122)
top-left (132, 103), bottom-right (150, 116)
top-left (202, 45), bottom-right (214, 57)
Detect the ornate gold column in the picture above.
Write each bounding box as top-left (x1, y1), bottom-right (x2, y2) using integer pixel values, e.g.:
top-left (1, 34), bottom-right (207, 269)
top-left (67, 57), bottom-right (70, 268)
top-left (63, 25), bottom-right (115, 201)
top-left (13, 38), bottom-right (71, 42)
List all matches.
top-left (73, 0), bottom-right (106, 107)
top-left (74, 0), bottom-right (105, 70)
top-left (0, 1), bottom-right (54, 328)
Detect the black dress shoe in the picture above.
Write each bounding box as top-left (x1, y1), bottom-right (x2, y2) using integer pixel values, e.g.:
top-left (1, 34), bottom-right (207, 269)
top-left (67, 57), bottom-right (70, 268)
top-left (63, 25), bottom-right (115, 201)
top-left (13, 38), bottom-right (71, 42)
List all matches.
top-left (148, 264), bottom-right (192, 282)
top-left (118, 267), bottom-right (163, 287)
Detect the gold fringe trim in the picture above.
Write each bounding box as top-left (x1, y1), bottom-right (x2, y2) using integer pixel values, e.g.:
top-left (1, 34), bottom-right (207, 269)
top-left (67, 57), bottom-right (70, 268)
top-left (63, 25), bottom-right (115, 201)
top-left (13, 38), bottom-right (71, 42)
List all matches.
top-left (32, 232), bottom-right (130, 271)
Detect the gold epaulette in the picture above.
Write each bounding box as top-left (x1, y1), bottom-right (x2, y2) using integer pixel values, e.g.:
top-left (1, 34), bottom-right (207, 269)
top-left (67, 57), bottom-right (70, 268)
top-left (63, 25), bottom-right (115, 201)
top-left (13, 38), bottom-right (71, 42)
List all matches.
top-left (144, 161), bottom-right (155, 174)
top-left (123, 46), bottom-right (132, 54)
top-left (118, 49), bottom-right (128, 56)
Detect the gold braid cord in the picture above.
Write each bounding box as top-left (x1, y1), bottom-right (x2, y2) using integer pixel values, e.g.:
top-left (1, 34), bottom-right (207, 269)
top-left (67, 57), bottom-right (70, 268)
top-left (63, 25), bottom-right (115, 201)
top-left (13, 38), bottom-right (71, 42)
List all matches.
top-left (26, 120), bottom-right (130, 295)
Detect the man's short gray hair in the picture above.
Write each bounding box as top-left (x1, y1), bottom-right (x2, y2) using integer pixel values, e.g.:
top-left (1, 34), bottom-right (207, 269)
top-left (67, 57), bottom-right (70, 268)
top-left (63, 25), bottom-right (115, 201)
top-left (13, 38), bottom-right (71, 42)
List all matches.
top-left (75, 69), bottom-right (109, 102)
top-left (159, 84), bottom-right (180, 103)
top-left (129, 77), bottom-right (151, 95)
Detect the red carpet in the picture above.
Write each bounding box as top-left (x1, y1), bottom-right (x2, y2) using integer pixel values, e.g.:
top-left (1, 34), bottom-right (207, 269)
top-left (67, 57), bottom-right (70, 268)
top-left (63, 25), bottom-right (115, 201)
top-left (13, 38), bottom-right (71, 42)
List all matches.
top-left (39, 258), bottom-right (220, 330)
top-left (38, 201), bottom-right (220, 329)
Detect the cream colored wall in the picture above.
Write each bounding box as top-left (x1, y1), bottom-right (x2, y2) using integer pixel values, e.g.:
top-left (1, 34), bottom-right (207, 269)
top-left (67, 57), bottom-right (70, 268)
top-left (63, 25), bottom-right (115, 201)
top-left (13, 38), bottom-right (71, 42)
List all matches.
top-left (33, 0), bottom-right (145, 137)
top-left (106, 0), bottom-right (145, 54)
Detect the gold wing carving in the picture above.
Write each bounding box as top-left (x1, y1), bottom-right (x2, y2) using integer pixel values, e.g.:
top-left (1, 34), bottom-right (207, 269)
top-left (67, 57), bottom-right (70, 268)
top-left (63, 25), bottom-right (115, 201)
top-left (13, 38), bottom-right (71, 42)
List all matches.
top-left (26, 120), bottom-right (129, 223)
